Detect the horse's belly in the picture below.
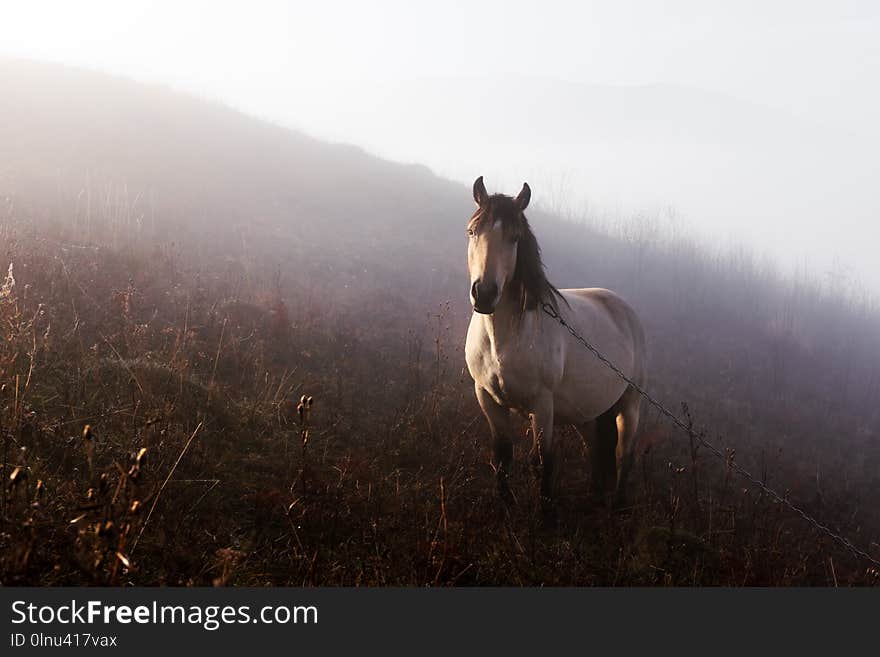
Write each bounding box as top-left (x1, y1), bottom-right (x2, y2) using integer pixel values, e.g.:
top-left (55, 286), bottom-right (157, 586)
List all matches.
top-left (553, 392), bottom-right (614, 424)
top-left (552, 371), bottom-right (628, 424)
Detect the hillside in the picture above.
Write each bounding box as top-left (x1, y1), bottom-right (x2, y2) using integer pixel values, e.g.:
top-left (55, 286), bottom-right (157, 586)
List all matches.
top-left (1, 58), bottom-right (879, 585)
top-left (0, 59), bottom-right (465, 288)
top-left (289, 75), bottom-right (880, 290)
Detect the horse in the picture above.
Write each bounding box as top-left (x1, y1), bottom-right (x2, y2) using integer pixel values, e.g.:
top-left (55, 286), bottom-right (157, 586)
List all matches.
top-left (464, 176), bottom-right (647, 507)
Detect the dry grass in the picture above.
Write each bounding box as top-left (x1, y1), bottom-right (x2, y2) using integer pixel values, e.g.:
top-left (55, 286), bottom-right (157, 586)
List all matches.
top-left (0, 219), bottom-right (878, 586)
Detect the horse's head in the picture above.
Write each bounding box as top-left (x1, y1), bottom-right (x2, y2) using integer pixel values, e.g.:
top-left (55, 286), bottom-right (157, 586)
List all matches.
top-left (467, 176), bottom-right (531, 314)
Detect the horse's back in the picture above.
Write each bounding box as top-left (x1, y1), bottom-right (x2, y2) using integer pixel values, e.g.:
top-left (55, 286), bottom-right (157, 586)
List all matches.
top-left (562, 288), bottom-right (645, 349)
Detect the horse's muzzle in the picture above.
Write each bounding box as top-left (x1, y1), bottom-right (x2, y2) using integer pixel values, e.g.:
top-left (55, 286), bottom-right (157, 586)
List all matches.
top-left (471, 280), bottom-right (499, 314)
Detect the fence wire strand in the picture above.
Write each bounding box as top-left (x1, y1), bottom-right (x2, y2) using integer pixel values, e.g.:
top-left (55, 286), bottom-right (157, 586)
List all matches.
top-left (541, 301), bottom-right (880, 569)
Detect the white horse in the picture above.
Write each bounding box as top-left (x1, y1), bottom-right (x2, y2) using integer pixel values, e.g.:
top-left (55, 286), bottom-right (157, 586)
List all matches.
top-left (464, 177), bottom-right (647, 506)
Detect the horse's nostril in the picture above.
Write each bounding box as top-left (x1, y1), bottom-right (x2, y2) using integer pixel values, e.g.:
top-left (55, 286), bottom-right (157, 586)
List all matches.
top-left (471, 280), bottom-right (499, 310)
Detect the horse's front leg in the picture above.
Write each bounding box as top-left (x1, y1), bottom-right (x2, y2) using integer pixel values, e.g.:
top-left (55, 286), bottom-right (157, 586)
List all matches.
top-left (475, 385), bottom-right (514, 502)
top-left (529, 392), bottom-right (556, 501)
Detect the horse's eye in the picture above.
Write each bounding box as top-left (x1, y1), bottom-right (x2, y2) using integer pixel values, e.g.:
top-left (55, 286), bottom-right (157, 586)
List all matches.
top-left (467, 228), bottom-right (475, 238)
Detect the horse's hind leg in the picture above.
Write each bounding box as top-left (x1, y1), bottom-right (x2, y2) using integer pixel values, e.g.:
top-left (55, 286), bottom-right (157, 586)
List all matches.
top-left (590, 408), bottom-right (618, 504)
top-left (475, 385), bottom-right (514, 502)
top-left (614, 387), bottom-right (642, 508)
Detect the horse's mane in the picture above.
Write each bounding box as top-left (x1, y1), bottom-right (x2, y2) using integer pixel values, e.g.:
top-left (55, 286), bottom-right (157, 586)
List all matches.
top-left (477, 194), bottom-right (566, 316)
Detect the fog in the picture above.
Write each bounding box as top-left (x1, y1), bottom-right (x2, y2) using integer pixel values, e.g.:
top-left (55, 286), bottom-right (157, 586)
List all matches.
top-left (2, 6), bottom-right (880, 585)
top-left (2, 1), bottom-right (879, 291)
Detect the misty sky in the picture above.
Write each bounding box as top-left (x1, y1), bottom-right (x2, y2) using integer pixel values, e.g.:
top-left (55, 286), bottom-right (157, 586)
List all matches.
top-left (3, 1), bottom-right (879, 290)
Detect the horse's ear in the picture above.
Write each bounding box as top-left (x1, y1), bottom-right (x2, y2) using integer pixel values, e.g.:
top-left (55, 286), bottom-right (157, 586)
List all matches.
top-left (515, 182), bottom-right (531, 211)
top-left (473, 176), bottom-right (488, 207)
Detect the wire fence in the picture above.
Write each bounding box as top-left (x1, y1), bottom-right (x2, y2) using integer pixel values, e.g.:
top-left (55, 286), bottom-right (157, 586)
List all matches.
top-left (540, 301), bottom-right (880, 569)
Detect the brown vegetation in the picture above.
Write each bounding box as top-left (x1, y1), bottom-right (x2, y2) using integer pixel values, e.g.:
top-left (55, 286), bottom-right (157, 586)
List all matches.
top-left (1, 212), bottom-right (878, 585)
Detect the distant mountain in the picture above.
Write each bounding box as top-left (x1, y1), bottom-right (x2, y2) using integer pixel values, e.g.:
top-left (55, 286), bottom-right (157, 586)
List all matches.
top-left (1, 58), bottom-right (466, 248)
top-left (5, 59), bottom-right (878, 291)
top-left (285, 75), bottom-right (880, 289)
top-left (1, 58), bottom-right (494, 311)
